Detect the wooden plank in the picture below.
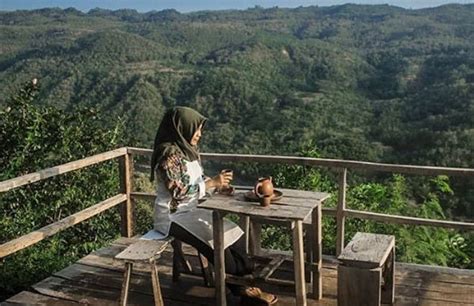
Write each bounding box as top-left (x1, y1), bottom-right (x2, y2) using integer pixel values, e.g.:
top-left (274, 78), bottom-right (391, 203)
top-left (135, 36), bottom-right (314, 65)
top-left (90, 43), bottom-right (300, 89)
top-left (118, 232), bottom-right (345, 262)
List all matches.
top-left (336, 168), bottom-right (347, 256)
top-left (119, 153), bottom-right (134, 237)
top-left (256, 255), bottom-right (286, 280)
top-left (0, 147), bottom-right (127, 193)
top-left (312, 202), bottom-right (323, 300)
top-left (0, 194), bottom-right (126, 259)
top-left (115, 240), bottom-right (170, 262)
top-left (292, 220), bottom-right (307, 306)
top-left (199, 153), bottom-right (474, 177)
top-left (345, 209), bottom-right (474, 231)
top-left (150, 259), bottom-right (164, 306)
top-left (52, 263), bottom-right (216, 305)
top-left (338, 232), bottom-right (395, 269)
top-left (337, 265), bottom-right (381, 306)
top-left (3, 291), bottom-right (81, 305)
top-left (131, 191), bottom-right (472, 231)
top-left (249, 219), bottom-right (262, 256)
top-left (200, 196), bottom-right (312, 221)
top-left (212, 210), bottom-right (226, 306)
top-left (32, 275), bottom-right (195, 306)
top-left (128, 147), bottom-right (474, 177)
top-left (119, 262), bottom-right (133, 306)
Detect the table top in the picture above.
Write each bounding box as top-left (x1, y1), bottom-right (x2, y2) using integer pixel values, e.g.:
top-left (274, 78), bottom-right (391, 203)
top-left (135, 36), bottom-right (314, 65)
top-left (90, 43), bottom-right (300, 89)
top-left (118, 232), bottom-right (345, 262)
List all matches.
top-left (198, 187), bottom-right (330, 221)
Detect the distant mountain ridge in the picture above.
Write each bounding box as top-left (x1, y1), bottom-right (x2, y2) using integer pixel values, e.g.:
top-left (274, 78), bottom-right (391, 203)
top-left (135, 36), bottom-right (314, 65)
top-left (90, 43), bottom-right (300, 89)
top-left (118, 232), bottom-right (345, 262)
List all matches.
top-left (1, 4), bottom-right (472, 169)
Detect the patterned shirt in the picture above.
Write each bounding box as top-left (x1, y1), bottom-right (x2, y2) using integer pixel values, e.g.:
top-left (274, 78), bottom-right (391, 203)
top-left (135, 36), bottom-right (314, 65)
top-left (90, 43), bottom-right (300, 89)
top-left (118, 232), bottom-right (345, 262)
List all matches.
top-left (158, 153), bottom-right (203, 212)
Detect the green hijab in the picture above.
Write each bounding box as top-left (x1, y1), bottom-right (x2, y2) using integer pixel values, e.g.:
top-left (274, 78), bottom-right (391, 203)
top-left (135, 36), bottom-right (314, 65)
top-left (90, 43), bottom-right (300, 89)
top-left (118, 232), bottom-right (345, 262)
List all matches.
top-left (150, 106), bottom-right (207, 181)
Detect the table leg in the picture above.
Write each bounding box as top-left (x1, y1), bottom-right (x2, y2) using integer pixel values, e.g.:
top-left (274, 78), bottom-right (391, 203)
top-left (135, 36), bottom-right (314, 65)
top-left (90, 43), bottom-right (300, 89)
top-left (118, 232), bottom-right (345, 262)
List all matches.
top-left (312, 204), bottom-right (322, 299)
top-left (249, 219), bottom-right (262, 256)
top-left (292, 220), bottom-right (307, 306)
top-left (213, 210), bottom-right (226, 306)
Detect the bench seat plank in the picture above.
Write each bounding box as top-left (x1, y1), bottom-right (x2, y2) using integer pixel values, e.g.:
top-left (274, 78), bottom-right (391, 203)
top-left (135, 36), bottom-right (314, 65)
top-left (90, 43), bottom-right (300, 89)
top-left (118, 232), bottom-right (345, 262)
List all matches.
top-left (115, 240), bottom-right (170, 262)
top-left (338, 232), bottom-right (394, 269)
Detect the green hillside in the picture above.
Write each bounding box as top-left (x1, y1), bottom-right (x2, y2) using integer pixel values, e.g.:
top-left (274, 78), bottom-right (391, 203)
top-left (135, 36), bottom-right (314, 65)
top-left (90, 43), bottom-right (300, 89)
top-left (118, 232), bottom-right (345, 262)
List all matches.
top-left (1, 5), bottom-right (473, 216)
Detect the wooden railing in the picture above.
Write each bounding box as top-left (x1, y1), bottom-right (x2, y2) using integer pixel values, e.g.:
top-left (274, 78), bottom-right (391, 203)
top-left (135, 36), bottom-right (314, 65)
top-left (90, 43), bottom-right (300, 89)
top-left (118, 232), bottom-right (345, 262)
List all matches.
top-left (1, 147), bottom-right (473, 260)
top-left (127, 147), bottom-right (474, 256)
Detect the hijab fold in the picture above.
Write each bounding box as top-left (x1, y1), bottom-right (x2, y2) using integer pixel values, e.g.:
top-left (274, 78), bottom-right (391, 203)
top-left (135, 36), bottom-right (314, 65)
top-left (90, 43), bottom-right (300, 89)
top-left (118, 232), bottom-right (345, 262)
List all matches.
top-left (150, 106), bottom-right (207, 181)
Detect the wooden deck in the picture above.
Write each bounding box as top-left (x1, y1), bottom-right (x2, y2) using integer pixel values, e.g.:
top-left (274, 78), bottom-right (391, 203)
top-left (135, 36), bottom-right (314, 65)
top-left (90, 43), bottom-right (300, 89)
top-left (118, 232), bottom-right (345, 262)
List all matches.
top-left (3, 237), bottom-right (474, 306)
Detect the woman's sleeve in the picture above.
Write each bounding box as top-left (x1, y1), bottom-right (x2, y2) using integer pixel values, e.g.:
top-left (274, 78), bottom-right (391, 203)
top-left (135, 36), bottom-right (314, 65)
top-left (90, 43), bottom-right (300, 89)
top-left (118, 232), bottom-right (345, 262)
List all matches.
top-left (158, 154), bottom-right (200, 201)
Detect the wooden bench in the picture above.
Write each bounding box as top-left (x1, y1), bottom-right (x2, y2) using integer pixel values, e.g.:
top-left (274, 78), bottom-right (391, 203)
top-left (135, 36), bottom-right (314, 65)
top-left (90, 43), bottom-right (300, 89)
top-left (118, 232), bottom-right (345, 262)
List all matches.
top-left (337, 232), bottom-right (395, 306)
top-left (115, 239), bottom-right (172, 306)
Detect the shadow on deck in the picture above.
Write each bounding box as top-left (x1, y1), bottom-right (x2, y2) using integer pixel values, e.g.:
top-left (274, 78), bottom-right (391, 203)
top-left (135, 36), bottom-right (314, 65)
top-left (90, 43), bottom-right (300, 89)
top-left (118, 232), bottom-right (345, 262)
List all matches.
top-left (3, 237), bottom-right (474, 306)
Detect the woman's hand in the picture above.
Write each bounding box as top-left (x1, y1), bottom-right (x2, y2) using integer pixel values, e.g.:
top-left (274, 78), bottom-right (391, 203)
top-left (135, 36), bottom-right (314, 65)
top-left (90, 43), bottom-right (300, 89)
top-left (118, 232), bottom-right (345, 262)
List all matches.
top-left (206, 170), bottom-right (233, 190)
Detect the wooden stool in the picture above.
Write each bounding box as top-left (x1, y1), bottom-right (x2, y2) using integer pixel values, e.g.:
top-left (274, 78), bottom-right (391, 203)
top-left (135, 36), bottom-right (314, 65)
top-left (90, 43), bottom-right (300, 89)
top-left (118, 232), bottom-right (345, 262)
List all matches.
top-left (115, 239), bottom-right (171, 306)
top-left (337, 232), bottom-right (395, 306)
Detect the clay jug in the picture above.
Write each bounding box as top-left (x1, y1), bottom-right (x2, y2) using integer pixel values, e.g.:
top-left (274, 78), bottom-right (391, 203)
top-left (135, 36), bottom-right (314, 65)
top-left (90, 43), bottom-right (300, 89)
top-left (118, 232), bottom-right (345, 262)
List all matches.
top-left (254, 176), bottom-right (274, 207)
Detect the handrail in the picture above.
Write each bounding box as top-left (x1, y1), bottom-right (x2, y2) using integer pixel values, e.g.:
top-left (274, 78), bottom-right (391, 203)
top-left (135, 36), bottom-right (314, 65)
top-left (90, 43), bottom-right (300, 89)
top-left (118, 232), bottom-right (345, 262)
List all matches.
top-left (126, 147), bottom-right (474, 177)
top-left (128, 147), bottom-right (474, 255)
top-left (0, 194), bottom-right (127, 259)
top-left (0, 147), bottom-right (127, 193)
top-left (0, 147), bottom-right (472, 260)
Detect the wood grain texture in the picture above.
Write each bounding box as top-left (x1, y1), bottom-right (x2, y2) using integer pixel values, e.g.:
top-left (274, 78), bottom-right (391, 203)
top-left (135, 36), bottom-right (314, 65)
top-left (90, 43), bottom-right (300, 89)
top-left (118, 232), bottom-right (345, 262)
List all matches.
top-left (292, 220), bottom-right (307, 306)
top-left (119, 153), bottom-right (134, 238)
top-left (212, 211), bottom-right (226, 306)
top-left (338, 232), bottom-right (395, 269)
top-left (6, 236), bottom-right (474, 306)
top-left (199, 192), bottom-right (318, 221)
top-left (127, 148), bottom-right (474, 177)
top-left (0, 194), bottom-right (126, 259)
top-left (115, 240), bottom-right (170, 262)
top-left (0, 147), bottom-right (127, 193)
top-left (338, 265), bottom-right (381, 306)
top-left (336, 168), bottom-right (347, 256)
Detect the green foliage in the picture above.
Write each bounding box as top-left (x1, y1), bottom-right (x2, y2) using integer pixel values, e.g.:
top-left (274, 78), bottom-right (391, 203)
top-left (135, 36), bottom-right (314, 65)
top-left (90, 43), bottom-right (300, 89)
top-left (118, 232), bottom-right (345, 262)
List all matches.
top-left (0, 80), bottom-right (124, 300)
top-left (1, 4), bottom-right (473, 298)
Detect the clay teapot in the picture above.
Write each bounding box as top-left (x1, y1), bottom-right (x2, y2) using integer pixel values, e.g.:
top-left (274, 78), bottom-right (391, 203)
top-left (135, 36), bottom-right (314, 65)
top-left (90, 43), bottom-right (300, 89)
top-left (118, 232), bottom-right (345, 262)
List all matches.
top-left (254, 176), bottom-right (274, 207)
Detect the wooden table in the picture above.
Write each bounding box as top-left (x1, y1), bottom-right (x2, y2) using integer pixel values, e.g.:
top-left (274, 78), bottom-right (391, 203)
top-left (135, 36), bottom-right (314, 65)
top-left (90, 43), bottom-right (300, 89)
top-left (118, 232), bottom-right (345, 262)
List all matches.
top-left (199, 188), bottom-right (330, 306)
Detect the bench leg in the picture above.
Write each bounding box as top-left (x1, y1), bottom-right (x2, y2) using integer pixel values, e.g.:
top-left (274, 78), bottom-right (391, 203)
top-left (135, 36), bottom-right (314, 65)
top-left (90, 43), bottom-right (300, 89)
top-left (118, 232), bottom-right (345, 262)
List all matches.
top-left (151, 259), bottom-right (164, 306)
top-left (338, 265), bottom-right (381, 306)
top-left (120, 262), bottom-right (133, 306)
top-left (381, 248), bottom-right (395, 304)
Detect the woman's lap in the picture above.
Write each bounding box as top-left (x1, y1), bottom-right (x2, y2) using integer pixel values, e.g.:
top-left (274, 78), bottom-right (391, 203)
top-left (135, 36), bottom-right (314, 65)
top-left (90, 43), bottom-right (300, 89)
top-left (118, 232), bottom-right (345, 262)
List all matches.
top-left (168, 222), bottom-right (251, 276)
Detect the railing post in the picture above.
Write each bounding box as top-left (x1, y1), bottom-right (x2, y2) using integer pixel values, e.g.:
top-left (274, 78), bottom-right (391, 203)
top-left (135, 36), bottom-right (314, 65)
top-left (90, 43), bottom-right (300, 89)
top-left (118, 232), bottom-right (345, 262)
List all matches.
top-left (119, 151), bottom-right (134, 237)
top-left (336, 168), bottom-right (347, 256)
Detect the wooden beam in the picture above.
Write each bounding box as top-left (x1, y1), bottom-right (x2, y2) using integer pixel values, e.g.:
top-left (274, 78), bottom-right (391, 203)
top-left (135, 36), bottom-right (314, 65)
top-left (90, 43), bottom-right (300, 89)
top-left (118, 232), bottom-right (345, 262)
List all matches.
top-left (0, 194), bottom-right (127, 259)
top-left (336, 168), bottom-right (347, 256)
top-left (212, 211), bottom-right (226, 306)
top-left (127, 148), bottom-right (474, 176)
top-left (0, 148), bottom-right (127, 193)
top-left (119, 153), bottom-right (134, 238)
top-left (130, 191), bottom-right (472, 231)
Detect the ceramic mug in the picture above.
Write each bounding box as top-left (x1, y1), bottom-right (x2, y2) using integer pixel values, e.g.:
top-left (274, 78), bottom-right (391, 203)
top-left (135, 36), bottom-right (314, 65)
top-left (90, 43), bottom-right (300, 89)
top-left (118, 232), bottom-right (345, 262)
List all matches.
top-left (254, 176), bottom-right (274, 207)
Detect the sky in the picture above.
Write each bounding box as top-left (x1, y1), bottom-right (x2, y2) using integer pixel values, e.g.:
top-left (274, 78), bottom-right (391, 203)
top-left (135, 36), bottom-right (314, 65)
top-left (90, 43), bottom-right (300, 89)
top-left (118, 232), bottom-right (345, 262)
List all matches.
top-left (1, 0), bottom-right (473, 12)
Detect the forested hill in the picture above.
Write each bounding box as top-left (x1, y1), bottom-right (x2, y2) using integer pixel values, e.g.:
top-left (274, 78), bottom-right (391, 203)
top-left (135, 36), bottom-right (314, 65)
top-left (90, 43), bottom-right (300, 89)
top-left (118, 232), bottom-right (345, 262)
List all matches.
top-left (1, 4), bottom-right (473, 168)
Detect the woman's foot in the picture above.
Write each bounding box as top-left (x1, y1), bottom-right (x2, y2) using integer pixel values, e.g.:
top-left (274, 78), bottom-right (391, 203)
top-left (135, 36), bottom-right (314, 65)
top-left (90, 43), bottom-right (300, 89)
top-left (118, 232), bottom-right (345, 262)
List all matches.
top-left (240, 287), bottom-right (278, 305)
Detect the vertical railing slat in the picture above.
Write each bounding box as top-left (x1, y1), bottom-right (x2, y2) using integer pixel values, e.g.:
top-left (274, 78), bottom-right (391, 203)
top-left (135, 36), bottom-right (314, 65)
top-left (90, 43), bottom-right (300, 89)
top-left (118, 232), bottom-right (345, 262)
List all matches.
top-left (119, 152), bottom-right (134, 237)
top-left (336, 168), bottom-right (347, 256)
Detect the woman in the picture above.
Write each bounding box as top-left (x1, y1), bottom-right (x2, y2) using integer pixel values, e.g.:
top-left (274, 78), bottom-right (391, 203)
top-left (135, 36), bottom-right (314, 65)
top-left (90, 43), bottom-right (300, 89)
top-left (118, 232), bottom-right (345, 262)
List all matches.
top-left (150, 106), bottom-right (277, 305)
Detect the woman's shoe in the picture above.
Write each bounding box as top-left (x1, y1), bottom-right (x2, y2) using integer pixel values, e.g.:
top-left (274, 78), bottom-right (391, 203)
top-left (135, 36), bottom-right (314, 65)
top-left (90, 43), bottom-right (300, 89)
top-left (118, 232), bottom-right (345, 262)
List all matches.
top-left (240, 287), bottom-right (278, 306)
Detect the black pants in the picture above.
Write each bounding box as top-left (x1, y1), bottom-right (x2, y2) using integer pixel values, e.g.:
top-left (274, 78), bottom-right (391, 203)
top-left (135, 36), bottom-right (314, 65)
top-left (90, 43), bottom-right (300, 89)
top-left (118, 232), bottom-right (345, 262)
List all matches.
top-left (169, 222), bottom-right (252, 293)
